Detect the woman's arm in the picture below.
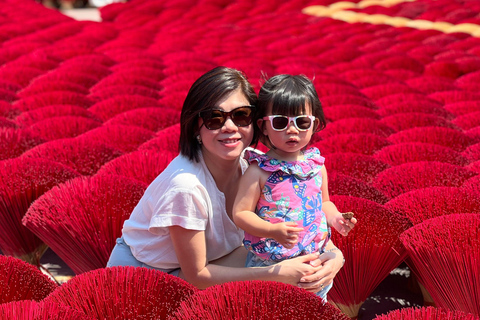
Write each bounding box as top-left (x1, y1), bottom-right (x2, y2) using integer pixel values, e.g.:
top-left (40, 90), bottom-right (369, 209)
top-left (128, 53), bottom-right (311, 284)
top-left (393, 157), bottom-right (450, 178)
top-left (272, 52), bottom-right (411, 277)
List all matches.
top-left (169, 225), bottom-right (321, 289)
top-left (233, 166), bottom-right (303, 248)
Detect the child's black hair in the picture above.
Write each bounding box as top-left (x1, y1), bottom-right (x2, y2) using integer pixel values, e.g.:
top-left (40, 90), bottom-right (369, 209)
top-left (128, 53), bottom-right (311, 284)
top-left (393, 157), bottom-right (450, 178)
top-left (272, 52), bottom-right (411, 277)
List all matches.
top-left (257, 74), bottom-right (326, 132)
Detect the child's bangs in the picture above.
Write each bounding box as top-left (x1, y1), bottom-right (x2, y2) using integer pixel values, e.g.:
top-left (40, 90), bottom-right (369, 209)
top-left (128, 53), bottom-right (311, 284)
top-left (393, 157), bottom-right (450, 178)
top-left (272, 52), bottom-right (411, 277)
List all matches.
top-left (270, 85), bottom-right (310, 116)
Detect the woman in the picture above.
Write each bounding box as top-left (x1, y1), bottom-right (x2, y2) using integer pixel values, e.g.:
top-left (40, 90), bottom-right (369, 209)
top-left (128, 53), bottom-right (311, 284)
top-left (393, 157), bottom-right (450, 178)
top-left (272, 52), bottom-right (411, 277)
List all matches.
top-left (107, 66), bottom-right (344, 292)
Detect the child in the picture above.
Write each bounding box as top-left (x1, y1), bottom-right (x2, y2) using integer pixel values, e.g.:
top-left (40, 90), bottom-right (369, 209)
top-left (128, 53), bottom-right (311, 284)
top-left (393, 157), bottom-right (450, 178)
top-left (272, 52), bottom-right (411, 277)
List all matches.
top-left (233, 74), bottom-right (356, 301)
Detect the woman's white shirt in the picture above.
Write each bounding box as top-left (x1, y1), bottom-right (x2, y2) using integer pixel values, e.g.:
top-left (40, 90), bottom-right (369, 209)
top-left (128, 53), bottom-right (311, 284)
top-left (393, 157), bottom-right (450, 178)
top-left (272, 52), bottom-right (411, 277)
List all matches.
top-left (122, 152), bottom-right (246, 269)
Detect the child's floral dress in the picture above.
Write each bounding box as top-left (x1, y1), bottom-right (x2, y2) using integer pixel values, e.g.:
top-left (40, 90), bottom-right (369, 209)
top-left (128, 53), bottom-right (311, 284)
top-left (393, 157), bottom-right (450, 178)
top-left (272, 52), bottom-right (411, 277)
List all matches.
top-left (243, 147), bottom-right (330, 263)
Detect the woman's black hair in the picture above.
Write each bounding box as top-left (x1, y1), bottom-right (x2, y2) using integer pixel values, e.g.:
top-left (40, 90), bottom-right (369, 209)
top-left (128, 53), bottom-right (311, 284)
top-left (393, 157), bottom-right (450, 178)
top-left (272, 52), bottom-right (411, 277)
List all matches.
top-left (179, 66), bottom-right (258, 162)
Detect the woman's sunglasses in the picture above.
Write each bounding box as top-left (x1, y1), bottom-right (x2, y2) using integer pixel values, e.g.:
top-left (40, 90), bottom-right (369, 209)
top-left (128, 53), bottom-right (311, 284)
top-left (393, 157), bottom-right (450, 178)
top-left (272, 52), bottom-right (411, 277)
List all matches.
top-left (199, 106), bottom-right (255, 130)
top-left (263, 115), bottom-right (316, 131)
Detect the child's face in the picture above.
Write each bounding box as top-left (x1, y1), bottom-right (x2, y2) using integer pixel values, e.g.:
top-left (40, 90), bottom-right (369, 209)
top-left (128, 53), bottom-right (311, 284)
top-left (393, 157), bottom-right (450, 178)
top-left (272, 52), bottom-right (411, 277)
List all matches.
top-left (259, 103), bottom-right (317, 157)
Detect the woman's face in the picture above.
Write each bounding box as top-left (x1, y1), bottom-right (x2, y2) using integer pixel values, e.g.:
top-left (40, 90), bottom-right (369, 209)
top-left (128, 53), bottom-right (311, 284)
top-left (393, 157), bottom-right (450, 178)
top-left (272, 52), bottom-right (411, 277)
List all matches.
top-left (198, 89), bottom-right (254, 162)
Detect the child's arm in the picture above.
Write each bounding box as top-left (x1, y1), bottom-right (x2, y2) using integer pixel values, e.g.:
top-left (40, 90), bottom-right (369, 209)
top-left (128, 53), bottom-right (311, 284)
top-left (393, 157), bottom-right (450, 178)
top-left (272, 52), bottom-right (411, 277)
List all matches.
top-left (320, 166), bottom-right (357, 236)
top-left (233, 164), bottom-right (303, 249)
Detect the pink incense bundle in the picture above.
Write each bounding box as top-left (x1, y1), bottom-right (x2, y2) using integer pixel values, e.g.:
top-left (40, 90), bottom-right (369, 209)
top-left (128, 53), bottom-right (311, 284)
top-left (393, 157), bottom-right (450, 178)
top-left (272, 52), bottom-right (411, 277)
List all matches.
top-left (273, 57), bottom-right (324, 76)
top-left (313, 83), bottom-right (363, 98)
top-left (452, 111), bottom-right (480, 131)
top-left (105, 65), bottom-right (164, 83)
top-left (103, 107), bottom-right (181, 133)
top-left (444, 101), bottom-right (480, 117)
top-left (26, 115), bottom-right (102, 141)
top-left (171, 280), bottom-right (349, 320)
top-left (312, 133), bottom-right (391, 156)
top-left (0, 158), bottom-right (79, 265)
top-left (428, 90), bottom-right (480, 105)
top-left (13, 91), bottom-right (93, 112)
top-left (23, 174), bottom-right (146, 274)
top-left (373, 306), bottom-right (479, 320)
top-left (0, 255), bottom-right (58, 303)
top-left (405, 75), bottom-right (456, 94)
top-left (45, 266), bottom-right (198, 319)
top-left (361, 83), bottom-right (419, 101)
top-left (4, 53), bottom-right (58, 73)
top-left (0, 100), bottom-right (20, 119)
top-left (463, 175), bottom-right (480, 189)
top-left (339, 69), bottom-right (396, 89)
top-left (0, 114), bottom-right (16, 127)
top-left (328, 170), bottom-right (390, 204)
top-left (17, 80), bottom-right (89, 98)
top-left (78, 124), bottom-right (155, 153)
top-left (160, 71), bottom-right (215, 94)
top-left (372, 161), bottom-right (477, 198)
top-left (158, 90), bottom-right (189, 111)
top-left (380, 112), bottom-right (456, 131)
top-left (319, 94), bottom-right (377, 109)
top-left (352, 52), bottom-right (394, 68)
top-left (14, 105), bottom-right (100, 127)
top-left (90, 73), bottom-right (161, 93)
top-left (323, 105), bottom-right (380, 122)
top-left (455, 69), bottom-right (480, 88)
top-left (28, 71), bottom-right (99, 91)
top-left (384, 186), bottom-right (480, 225)
top-left (374, 93), bottom-right (441, 110)
top-left (55, 60), bottom-right (111, 81)
top-left (374, 142), bottom-right (469, 166)
top-left (0, 88), bottom-right (17, 103)
top-left (0, 300), bottom-right (94, 320)
top-left (466, 126), bottom-right (480, 141)
top-left (424, 60), bottom-right (462, 79)
top-left (327, 195), bottom-right (411, 319)
top-left (138, 123), bottom-right (180, 152)
top-left (400, 214), bottom-right (480, 315)
top-left (88, 85), bottom-right (161, 101)
top-left (0, 66), bottom-right (45, 88)
top-left (317, 118), bottom-right (395, 139)
top-left (0, 127), bottom-right (45, 160)
top-left (386, 126), bottom-right (475, 152)
top-left (324, 152), bottom-right (390, 183)
top-left (315, 47), bottom-right (362, 68)
top-left (96, 149), bottom-right (176, 185)
top-left (467, 160), bottom-right (480, 174)
top-left (60, 53), bottom-right (116, 68)
top-left (110, 57), bottom-right (164, 73)
top-left (87, 94), bottom-right (160, 122)
top-left (21, 137), bottom-right (123, 176)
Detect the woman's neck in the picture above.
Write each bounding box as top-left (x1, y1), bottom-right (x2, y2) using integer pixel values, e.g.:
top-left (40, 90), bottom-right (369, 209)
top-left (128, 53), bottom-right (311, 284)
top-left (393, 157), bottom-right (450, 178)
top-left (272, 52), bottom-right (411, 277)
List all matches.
top-left (201, 151), bottom-right (241, 193)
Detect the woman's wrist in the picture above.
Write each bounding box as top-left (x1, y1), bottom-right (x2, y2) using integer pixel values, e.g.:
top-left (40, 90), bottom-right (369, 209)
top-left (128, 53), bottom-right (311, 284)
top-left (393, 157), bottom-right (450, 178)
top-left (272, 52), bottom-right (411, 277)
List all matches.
top-left (325, 247), bottom-right (345, 266)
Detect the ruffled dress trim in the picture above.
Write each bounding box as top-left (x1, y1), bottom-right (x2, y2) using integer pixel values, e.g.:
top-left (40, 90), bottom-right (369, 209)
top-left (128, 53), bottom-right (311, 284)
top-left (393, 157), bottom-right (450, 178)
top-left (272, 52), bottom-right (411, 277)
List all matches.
top-left (245, 147), bottom-right (324, 179)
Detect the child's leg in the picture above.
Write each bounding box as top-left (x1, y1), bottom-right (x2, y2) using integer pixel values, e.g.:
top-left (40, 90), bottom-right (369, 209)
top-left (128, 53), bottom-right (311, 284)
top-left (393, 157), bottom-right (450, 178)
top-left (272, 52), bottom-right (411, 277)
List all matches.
top-left (315, 281), bottom-right (333, 302)
top-left (245, 251), bottom-right (275, 267)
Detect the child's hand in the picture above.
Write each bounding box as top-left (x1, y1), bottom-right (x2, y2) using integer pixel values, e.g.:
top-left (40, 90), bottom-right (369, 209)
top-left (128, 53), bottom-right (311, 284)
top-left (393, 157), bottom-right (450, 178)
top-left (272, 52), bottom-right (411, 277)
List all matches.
top-left (269, 222), bottom-right (303, 249)
top-left (331, 212), bottom-right (357, 236)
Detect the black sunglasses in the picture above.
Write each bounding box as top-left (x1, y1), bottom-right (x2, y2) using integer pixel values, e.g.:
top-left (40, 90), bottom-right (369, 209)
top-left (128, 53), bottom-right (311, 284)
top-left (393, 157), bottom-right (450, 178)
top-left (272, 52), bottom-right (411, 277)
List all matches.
top-left (199, 105), bottom-right (255, 130)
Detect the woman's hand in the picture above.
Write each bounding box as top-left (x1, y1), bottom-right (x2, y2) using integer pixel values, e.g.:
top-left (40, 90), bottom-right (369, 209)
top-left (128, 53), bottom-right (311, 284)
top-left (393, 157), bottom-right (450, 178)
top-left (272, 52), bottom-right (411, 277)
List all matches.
top-left (297, 248), bottom-right (344, 293)
top-left (272, 252), bottom-right (322, 286)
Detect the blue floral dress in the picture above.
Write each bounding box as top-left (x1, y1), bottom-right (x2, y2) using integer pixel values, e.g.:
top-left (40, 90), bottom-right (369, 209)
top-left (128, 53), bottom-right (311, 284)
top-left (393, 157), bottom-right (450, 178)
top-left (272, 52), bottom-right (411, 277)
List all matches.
top-left (243, 147), bottom-right (330, 262)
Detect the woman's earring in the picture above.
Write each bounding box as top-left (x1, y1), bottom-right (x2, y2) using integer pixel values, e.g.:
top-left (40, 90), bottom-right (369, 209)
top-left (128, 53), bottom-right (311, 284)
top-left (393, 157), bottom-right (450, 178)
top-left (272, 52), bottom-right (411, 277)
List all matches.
top-left (196, 135), bottom-right (202, 145)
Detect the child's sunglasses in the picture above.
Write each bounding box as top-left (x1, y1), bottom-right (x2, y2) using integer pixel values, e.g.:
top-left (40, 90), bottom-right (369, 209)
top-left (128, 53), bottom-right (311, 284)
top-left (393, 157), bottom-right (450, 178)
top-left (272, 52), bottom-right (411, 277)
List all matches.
top-left (199, 106), bottom-right (255, 130)
top-left (263, 115), bottom-right (316, 131)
